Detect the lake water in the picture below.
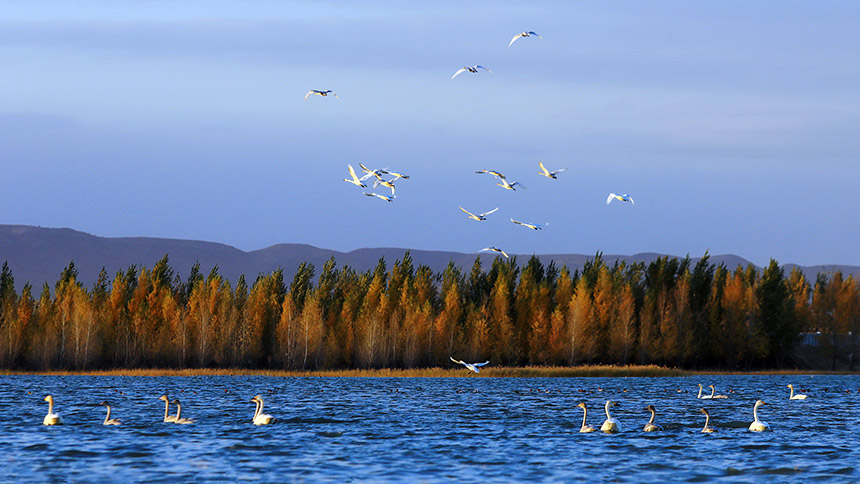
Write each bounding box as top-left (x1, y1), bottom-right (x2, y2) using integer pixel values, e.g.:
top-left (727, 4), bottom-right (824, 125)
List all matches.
top-left (1, 374), bottom-right (858, 482)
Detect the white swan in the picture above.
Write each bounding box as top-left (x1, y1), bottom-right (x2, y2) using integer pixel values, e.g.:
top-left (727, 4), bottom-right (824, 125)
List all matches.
top-left (601, 400), bottom-right (620, 433)
top-left (576, 402), bottom-right (596, 433)
top-left (380, 169), bottom-right (410, 180)
top-left (344, 164), bottom-right (368, 188)
top-left (304, 89), bottom-right (338, 100)
top-left (700, 408), bottom-right (716, 433)
top-left (363, 192), bottom-right (395, 202)
top-left (171, 399), bottom-right (194, 424)
top-left (787, 384), bottom-right (808, 400)
top-left (708, 385), bottom-right (729, 399)
top-left (449, 356), bottom-right (489, 373)
top-left (43, 395), bottom-right (63, 425)
top-left (372, 178), bottom-right (396, 195)
top-left (749, 400), bottom-right (770, 431)
top-left (459, 206), bottom-right (499, 221)
top-left (251, 395), bottom-right (275, 425)
top-left (159, 395), bottom-right (178, 423)
top-left (497, 178), bottom-right (525, 191)
top-left (478, 247), bottom-right (509, 259)
top-left (606, 193), bottom-right (634, 205)
top-left (511, 218), bottom-right (545, 231)
top-left (475, 169), bottom-right (505, 179)
top-left (697, 384), bottom-right (712, 399)
top-left (509, 31), bottom-right (542, 47)
top-left (100, 401), bottom-right (121, 425)
top-left (643, 405), bottom-right (662, 432)
top-left (452, 65), bottom-right (491, 79)
top-left (537, 162), bottom-right (566, 179)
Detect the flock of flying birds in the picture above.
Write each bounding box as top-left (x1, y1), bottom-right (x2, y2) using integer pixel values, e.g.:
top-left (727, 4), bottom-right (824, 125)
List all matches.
top-left (313, 30), bottom-right (635, 259)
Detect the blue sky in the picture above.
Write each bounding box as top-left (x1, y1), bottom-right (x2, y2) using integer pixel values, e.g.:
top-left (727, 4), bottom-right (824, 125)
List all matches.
top-left (1, 1), bottom-right (858, 266)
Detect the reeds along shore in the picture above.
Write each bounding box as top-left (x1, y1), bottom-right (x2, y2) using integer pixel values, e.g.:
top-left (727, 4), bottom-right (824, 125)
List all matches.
top-left (0, 252), bottom-right (857, 372)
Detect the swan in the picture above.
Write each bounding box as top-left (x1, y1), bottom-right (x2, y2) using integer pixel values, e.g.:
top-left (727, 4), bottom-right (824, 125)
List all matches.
top-left (537, 162), bottom-right (566, 179)
top-left (251, 395), bottom-right (275, 425)
top-left (509, 31), bottom-right (542, 47)
top-left (576, 402), bottom-right (596, 433)
top-left (449, 356), bottom-right (489, 373)
top-left (478, 246), bottom-right (509, 259)
top-left (708, 385), bottom-right (729, 399)
top-left (43, 395), bottom-right (63, 425)
top-left (697, 384), bottom-right (712, 399)
top-left (459, 206), bottom-right (499, 221)
top-left (171, 399), bottom-right (194, 424)
top-left (304, 89), bottom-right (338, 100)
top-left (600, 400), bottom-right (620, 433)
top-left (357, 163), bottom-right (385, 182)
top-left (700, 408), bottom-right (716, 433)
top-left (787, 384), bottom-right (808, 400)
top-left (475, 169), bottom-right (506, 179)
top-left (511, 218), bottom-right (545, 231)
top-left (372, 178), bottom-right (396, 195)
top-left (497, 178), bottom-right (525, 191)
top-left (749, 400), bottom-right (770, 431)
top-left (363, 192), bottom-right (395, 202)
top-left (452, 65), bottom-right (491, 79)
top-left (606, 193), bottom-right (634, 205)
top-left (100, 401), bottom-right (121, 425)
top-left (344, 164), bottom-right (368, 188)
top-left (159, 395), bottom-right (178, 423)
top-left (380, 169), bottom-right (410, 180)
top-left (643, 405), bottom-right (662, 432)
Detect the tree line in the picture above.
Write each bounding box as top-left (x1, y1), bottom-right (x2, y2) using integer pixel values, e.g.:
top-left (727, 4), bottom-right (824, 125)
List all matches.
top-left (0, 252), bottom-right (857, 371)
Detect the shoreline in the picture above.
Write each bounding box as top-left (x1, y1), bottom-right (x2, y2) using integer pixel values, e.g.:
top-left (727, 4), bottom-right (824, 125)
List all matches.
top-left (2, 365), bottom-right (856, 378)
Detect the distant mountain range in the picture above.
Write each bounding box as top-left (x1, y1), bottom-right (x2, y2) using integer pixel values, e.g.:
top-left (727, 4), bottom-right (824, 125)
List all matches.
top-left (0, 224), bottom-right (857, 289)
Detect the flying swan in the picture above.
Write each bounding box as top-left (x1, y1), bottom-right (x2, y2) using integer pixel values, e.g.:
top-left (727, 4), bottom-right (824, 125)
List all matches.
top-left (479, 247), bottom-right (509, 259)
top-left (344, 164), bottom-right (368, 188)
top-left (452, 65), bottom-right (491, 79)
top-left (607, 193), bottom-right (634, 205)
top-left (449, 356), bottom-right (489, 373)
top-left (459, 206), bottom-right (499, 221)
top-left (304, 89), bottom-right (338, 100)
top-left (364, 192), bottom-right (395, 202)
top-left (511, 219), bottom-right (545, 231)
top-left (538, 162), bottom-right (566, 179)
top-left (509, 31), bottom-right (542, 47)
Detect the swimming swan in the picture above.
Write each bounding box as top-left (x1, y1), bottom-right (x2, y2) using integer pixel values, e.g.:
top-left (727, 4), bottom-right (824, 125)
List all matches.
top-left (100, 401), bottom-right (121, 425)
top-left (643, 405), bottom-right (663, 432)
top-left (697, 384), bottom-right (712, 399)
top-left (787, 384), bottom-right (808, 400)
top-left (43, 395), bottom-right (63, 425)
top-left (171, 399), bottom-right (194, 424)
top-left (251, 395), bottom-right (275, 425)
top-left (700, 408), bottom-right (716, 433)
top-left (601, 400), bottom-right (620, 433)
top-left (159, 395), bottom-right (177, 423)
top-left (708, 385), bottom-right (729, 399)
top-left (749, 400), bottom-right (770, 431)
top-left (576, 402), bottom-right (596, 433)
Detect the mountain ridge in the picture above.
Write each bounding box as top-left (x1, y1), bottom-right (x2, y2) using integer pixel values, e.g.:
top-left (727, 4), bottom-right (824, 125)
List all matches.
top-left (1, 224), bottom-right (857, 289)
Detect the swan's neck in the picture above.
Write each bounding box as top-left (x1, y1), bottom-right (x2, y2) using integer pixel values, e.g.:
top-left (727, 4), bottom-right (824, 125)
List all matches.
top-left (704, 414), bottom-right (710, 430)
top-left (581, 408), bottom-right (588, 428)
top-left (789, 386), bottom-right (795, 398)
top-left (104, 406), bottom-right (112, 424)
top-left (697, 386), bottom-right (702, 398)
top-left (648, 409), bottom-right (656, 425)
top-left (753, 404), bottom-right (760, 422)
top-left (709, 387), bottom-right (716, 398)
top-left (47, 400), bottom-right (54, 415)
top-left (254, 400), bottom-right (261, 419)
top-left (176, 403), bottom-right (182, 420)
top-left (605, 403), bottom-right (612, 420)
top-left (164, 400), bottom-right (170, 419)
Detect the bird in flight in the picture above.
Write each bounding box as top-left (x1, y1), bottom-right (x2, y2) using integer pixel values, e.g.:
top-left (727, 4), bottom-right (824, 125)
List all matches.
top-left (344, 164), bottom-right (367, 188)
top-left (452, 65), bottom-right (491, 79)
top-left (511, 219), bottom-right (545, 230)
top-left (450, 356), bottom-right (490, 373)
top-left (459, 206), bottom-right (499, 221)
top-left (607, 193), bottom-right (634, 205)
top-left (381, 169), bottom-right (410, 180)
top-left (305, 89), bottom-right (338, 100)
top-left (475, 169), bottom-right (506, 179)
top-left (364, 192), bottom-right (395, 202)
top-left (373, 178), bottom-right (396, 196)
top-left (509, 31), bottom-right (542, 47)
top-left (479, 246), bottom-right (509, 259)
top-left (497, 178), bottom-right (525, 191)
top-left (358, 163), bottom-right (385, 182)
top-left (538, 162), bottom-right (567, 179)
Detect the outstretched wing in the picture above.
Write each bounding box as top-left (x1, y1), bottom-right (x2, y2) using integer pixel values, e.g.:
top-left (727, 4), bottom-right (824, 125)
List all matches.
top-left (527, 31), bottom-right (542, 39)
top-left (452, 67), bottom-right (468, 79)
top-left (480, 207), bottom-right (499, 217)
top-left (474, 361), bottom-right (490, 367)
top-left (459, 206), bottom-right (477, 218)
top-left (304, 90), bottom-right (313, 100)
top-left (538, 162), bottom-right (550, 176)
top-left (449, 356), bottom-right (465, 366)
top-left (551, 168), bottom-right (568, 175)
top-left (511, 218), bottom-right (523, 226)
top-left (347, 164), bottom-right (360, 182)
top-left (476, 65), bottom-right (491, 73)
top-left (607, 193), bottom-right (617, 205)
top-left (509, 33), bottom-right (522, 47)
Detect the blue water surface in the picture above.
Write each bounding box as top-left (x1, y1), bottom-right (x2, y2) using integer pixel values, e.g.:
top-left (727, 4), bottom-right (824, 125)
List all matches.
top-left (1, 374), bottom-right (858, 482)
